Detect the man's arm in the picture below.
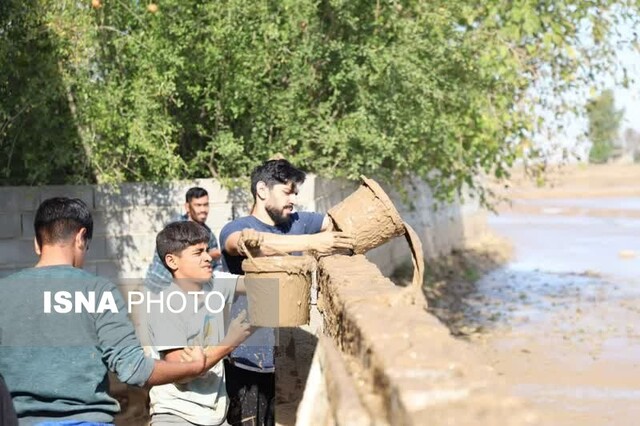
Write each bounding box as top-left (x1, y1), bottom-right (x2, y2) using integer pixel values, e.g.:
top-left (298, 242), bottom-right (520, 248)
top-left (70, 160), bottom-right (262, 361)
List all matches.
top-left (164, 345), bottom-right (234, 385)
top-left (208, 248), bottom-right (222, 261)
top-left (224, 229), bottom-right (354, 256)
top-left (157, 346), bottom-right (225, 384)
top-left (145, 356), bottom-right (207, 386)
top-left (169, 311), bottom-right (252, 381)
top-left (94, 280), bottom-right (208, 388)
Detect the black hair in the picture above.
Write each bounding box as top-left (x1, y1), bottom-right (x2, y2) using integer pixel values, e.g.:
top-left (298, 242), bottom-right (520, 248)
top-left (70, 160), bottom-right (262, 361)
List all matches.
top-left (250, 159), bottom-right (306, 199)
top-left (185, 187), bottom-right (208, 203)
top-left (34, 197), bottom-right (93, 247)
top-left (156, 221), bottom-right (210, 273)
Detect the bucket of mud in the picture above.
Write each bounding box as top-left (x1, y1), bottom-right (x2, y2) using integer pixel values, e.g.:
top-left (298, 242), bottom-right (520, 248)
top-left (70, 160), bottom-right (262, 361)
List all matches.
top-left (328, 175), bottom-right (405, 254)
top-left (241, 255), bottom-right (316, 327)
top-left (328, 176), bottom-right (425, 292)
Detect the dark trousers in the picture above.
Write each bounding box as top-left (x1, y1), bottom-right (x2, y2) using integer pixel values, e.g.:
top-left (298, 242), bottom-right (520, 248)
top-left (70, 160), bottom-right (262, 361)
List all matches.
top-left (0, 374), bottom-right (18, 426)
top-left (224, 361), bottom-right (274, 426)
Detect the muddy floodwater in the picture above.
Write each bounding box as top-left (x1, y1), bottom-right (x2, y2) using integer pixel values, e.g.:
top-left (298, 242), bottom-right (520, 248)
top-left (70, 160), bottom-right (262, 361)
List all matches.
top-left (471, 198), bottom-right (640, 425)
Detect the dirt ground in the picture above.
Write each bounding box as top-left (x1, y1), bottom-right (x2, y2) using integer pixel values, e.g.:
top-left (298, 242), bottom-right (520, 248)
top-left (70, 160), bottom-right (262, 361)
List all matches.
top-left (390, 233), bottom-right (514, 338)
top-left (489, 163), bottom-right (640, 200)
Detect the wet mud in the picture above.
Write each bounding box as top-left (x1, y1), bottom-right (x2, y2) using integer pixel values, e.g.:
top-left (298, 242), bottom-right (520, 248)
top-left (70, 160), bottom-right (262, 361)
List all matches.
top-left (328, 176), bottom-right (405, 254)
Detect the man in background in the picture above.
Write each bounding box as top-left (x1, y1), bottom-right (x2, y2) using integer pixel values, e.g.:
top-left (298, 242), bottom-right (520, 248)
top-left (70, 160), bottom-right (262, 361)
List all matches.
top-left (145, 187), bottom-right (222, 293)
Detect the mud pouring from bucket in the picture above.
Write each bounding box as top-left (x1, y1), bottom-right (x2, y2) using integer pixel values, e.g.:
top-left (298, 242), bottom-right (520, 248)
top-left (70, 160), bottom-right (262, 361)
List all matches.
top-left (241, 248), bottom-right (316, 327)
top-left (328, 175), bottom-right (425, 290)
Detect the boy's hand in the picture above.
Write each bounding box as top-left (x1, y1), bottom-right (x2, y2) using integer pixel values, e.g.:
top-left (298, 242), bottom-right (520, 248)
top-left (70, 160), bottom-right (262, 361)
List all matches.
top-left (222, 310), bottom-right (252, 348)
top-left (180, 346), bottom-right (206, 373)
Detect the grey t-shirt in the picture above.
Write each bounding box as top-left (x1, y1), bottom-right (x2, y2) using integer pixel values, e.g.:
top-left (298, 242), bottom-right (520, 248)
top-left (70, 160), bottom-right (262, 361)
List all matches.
top-left (147, 273), bottom-right (238, 426)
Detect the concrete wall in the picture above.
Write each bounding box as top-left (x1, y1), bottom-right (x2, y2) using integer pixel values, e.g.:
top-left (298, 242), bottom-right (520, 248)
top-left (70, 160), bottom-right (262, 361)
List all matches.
top-left (0, 176), bottom-right (486, 280)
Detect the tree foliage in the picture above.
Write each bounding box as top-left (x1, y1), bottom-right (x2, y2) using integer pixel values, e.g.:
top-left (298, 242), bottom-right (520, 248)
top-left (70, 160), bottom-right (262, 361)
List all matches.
top-left (587, 89), bottom-right (624, 163)
top-left (1, 0), bottom-right (639, 203)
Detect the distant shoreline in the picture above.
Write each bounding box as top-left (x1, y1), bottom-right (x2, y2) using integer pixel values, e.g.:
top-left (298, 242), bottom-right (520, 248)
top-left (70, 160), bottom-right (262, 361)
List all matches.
top-left (490, 163), bottom-right (640, 201)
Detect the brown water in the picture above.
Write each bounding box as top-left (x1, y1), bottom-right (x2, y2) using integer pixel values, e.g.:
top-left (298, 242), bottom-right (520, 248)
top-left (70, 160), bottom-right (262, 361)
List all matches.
top-left (472, 199), bottom-right (640, 425)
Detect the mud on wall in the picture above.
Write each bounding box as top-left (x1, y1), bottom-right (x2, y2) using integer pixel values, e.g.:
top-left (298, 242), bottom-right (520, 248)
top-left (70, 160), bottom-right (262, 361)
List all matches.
top-left (305, 254), bottom-right (537, 425)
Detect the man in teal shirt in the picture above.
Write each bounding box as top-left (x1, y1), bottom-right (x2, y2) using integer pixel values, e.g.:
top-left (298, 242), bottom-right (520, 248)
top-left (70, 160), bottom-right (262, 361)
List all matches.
top-left (0, 197), bottom-right (210, 425)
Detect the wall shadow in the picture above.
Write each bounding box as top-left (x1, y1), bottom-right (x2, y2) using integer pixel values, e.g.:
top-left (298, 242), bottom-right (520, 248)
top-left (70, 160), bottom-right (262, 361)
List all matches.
top-left (275, 326), bottom-right (319, 425)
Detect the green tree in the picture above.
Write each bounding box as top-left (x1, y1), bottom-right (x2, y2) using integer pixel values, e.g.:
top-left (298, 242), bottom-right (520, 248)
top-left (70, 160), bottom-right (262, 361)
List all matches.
top-left (587, 89), bottom-right (624, 164)
top-left (1, 0), bottom-right (639, 204)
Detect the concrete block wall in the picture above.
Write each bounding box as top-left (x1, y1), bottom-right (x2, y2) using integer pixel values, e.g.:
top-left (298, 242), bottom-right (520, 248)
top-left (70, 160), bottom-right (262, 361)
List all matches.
top-left (0, 179), bottom-right (235, 279)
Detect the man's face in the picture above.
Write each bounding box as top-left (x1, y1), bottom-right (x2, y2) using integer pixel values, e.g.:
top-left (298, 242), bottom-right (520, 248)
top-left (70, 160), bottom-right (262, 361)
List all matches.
top-left (264, 181), bottom-right (299, 225)
top-left (186, 195), bottom-right (209, 224)
top-left (169, 242), bottom-right (212, 282)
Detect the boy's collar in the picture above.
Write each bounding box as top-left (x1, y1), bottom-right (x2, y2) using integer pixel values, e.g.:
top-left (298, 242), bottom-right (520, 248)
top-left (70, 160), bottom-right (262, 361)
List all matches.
top-left (171, 278), bottom-right (210, 293)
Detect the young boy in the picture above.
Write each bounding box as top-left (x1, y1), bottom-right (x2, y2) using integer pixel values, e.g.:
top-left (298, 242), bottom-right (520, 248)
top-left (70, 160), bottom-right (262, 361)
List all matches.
top-left (0, 197), bottom-right (210, 425)
top-left (148, 221), bottom-right (251, 426)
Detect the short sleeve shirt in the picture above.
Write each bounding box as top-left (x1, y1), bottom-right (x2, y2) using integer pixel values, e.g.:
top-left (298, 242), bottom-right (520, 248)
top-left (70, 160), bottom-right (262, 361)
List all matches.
top-left (147, 275), bottom-right (238, 425)
top-left (219, 212), bottom-right (325, 371)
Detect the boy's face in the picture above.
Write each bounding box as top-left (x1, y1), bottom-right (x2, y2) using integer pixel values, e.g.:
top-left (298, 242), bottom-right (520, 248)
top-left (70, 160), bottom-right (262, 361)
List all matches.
top-left (166, 242), bottom-right (212, 282)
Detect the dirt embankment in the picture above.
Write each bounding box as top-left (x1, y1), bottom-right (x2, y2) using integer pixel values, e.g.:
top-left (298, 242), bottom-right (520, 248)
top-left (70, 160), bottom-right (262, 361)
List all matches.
top-left (391, 233), bottom-right (513, 337)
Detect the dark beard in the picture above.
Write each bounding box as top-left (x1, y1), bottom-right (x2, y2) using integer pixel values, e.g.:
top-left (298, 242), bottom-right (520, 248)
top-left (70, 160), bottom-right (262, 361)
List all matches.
top-left (265, 204), bottom-right (290, 226)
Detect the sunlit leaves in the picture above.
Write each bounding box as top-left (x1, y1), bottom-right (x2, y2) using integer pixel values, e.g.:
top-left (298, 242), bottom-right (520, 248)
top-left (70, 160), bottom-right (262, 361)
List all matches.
top-left (1, 0), bottom-right (638, 206)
